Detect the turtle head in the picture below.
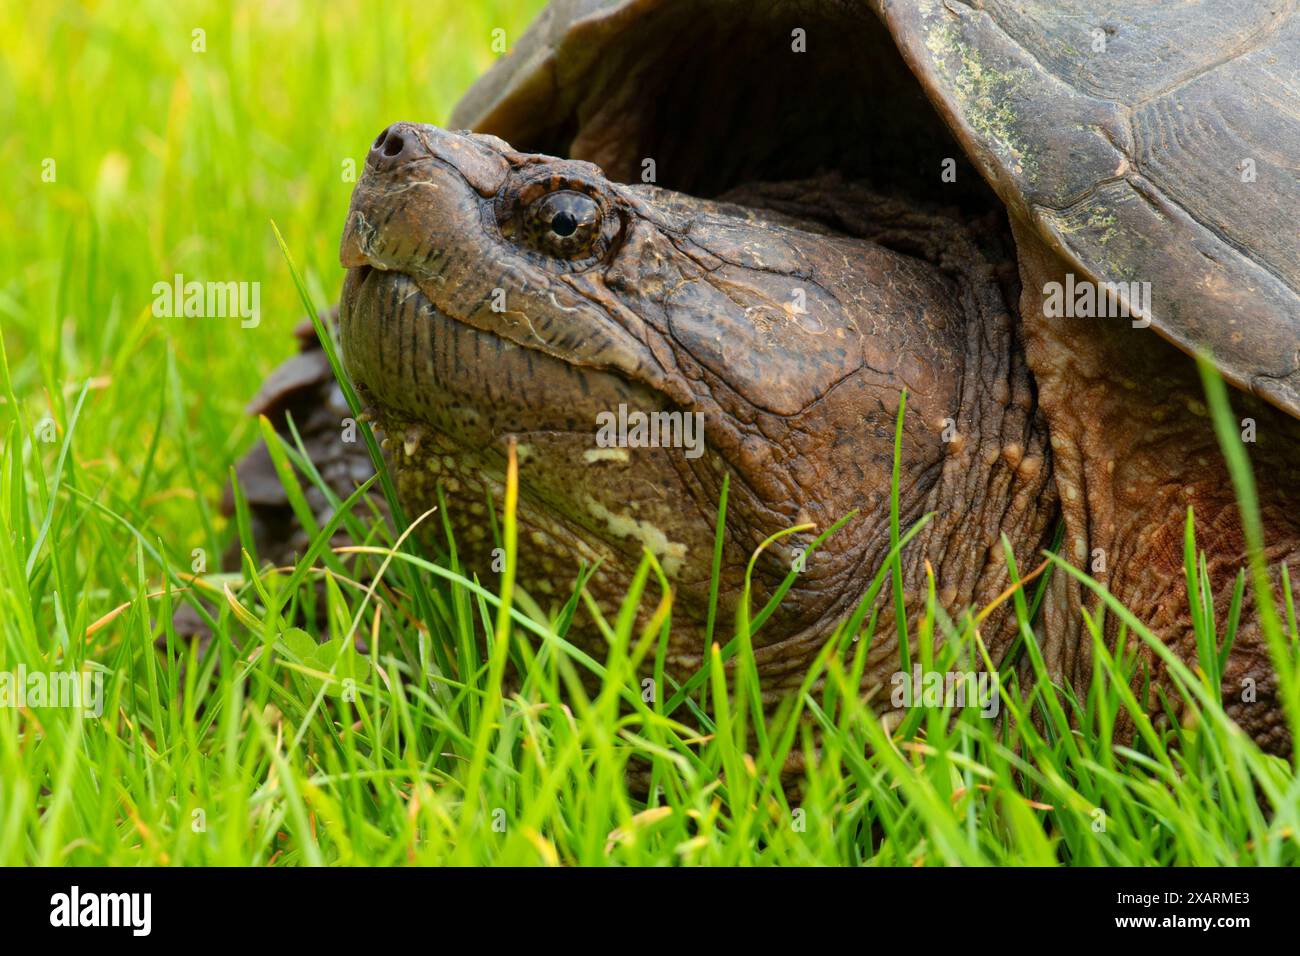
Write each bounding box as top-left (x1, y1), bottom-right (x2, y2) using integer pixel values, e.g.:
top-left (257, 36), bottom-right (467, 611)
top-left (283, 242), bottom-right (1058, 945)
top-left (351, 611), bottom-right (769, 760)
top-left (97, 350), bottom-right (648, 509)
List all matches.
top-left (339, 123), bottom-right (718, 620)
top-left (338, 122), bottom-right (966, 652)
top-left (340, 122), bottom-right (680, 403)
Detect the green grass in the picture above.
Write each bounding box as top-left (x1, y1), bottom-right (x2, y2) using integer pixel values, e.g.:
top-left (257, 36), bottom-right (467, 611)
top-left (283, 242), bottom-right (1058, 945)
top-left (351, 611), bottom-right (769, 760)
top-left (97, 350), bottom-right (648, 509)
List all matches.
top-left (2, 0), bottom-right (1299, 867)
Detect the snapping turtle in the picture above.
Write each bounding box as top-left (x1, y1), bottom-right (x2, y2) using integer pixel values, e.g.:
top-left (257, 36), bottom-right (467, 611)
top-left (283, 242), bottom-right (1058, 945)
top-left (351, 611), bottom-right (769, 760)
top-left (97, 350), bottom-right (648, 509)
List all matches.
top-left (225, 0), bottom-right (1300, 752)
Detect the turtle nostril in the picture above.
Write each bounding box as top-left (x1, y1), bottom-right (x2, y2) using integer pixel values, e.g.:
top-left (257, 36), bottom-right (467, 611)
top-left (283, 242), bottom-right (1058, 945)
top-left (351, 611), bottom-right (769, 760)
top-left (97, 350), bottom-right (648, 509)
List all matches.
top-left (366, 123), bottom-right (424, 169)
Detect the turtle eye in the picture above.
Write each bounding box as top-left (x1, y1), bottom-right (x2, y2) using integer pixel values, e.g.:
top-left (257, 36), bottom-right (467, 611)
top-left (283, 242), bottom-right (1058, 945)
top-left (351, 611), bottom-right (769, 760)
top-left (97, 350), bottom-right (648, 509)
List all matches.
top-left (495, 175), bottom-right (619, 270)
top-left (525, 190), bottom-right (602, 258)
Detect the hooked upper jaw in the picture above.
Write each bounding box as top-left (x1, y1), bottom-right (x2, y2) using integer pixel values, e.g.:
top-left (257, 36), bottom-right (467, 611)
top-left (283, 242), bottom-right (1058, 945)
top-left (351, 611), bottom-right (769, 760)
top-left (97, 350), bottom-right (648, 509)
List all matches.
top-left (339, 124), bottom-right (505, 275)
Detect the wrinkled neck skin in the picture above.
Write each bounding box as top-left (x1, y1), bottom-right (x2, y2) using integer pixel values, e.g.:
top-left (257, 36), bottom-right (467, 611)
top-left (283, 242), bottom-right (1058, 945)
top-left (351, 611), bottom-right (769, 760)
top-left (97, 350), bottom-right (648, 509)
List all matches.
top-left (339, 125), bottom-right (1055, 702)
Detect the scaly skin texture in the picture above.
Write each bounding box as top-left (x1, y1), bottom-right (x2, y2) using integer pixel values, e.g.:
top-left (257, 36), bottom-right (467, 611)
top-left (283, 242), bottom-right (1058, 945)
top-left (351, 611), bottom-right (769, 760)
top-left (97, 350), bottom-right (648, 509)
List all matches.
top-left (337, 123), bottom-right (1054, 704)
top-left (1014, 218), bottom-right (1299, 754)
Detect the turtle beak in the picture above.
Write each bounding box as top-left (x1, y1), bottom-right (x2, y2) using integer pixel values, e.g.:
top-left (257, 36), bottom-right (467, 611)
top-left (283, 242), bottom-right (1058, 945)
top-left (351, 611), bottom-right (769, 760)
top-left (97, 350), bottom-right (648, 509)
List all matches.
top-left (338, 222), bottom-right (371, 269)
top-left (340, 122), bottom-right (441, 267)
top-left (339, 122), bottom-right (510, 273)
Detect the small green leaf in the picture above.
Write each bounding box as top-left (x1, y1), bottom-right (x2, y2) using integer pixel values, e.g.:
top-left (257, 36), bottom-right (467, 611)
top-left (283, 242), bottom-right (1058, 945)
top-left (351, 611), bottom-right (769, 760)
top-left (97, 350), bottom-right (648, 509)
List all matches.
top-left (280, 627), bottom-right (318, 662)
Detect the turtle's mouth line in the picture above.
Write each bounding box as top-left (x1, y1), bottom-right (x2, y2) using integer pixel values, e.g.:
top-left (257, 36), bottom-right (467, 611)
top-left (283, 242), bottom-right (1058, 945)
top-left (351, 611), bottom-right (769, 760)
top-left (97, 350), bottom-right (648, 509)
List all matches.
top-left (340, 263), bottom-right (674, 453)
top-left (339, 262), bottom-right (720, 604)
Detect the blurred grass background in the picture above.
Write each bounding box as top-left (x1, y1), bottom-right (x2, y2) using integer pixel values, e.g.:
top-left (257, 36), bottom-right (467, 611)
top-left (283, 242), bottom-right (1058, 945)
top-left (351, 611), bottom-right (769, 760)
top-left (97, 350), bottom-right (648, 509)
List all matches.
top-left (0, 0), bottom-right (545, 563)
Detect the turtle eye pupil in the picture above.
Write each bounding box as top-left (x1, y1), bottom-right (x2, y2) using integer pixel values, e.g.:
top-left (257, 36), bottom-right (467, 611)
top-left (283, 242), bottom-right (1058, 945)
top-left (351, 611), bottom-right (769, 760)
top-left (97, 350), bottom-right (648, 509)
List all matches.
top-left (513, 188), bottom-right (604, 261)
top-left (551, 211), bottom-right (578, 237)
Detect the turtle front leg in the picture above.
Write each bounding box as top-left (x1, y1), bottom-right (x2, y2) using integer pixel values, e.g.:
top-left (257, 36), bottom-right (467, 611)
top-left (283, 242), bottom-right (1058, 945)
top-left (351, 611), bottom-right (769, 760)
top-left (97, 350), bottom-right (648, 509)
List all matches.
top-left (1013, 218), bottom-right (1299, 755)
